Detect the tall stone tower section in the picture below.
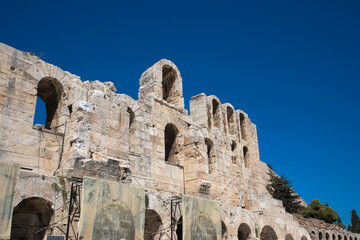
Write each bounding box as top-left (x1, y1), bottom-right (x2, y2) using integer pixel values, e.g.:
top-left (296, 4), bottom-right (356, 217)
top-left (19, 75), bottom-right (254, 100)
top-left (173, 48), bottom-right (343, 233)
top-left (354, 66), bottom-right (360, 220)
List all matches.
top-left (139, 59), bottom-right (185, 109)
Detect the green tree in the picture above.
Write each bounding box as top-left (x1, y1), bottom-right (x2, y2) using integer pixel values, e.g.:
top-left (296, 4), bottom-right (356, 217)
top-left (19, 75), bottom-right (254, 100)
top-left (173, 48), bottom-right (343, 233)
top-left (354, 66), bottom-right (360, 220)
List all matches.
top-left (301, 199), bottom-right (339, 223)
top-left (349, 209), bottom-right (360, 233)
top-left (266, 172), bottom-right (304, 214)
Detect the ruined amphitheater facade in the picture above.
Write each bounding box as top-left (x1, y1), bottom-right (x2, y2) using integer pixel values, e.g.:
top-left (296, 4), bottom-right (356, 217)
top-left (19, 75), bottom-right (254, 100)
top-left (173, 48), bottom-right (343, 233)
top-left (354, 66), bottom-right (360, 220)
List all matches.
top-left (0, 42), bottom-right (358, 240)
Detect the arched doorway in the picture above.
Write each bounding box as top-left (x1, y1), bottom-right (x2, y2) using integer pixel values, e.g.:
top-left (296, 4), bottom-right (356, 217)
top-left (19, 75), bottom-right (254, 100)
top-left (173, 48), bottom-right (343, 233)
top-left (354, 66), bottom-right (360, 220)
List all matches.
top-left (11, 197), bottom-right (54, 240)
top-left (144, 209), bottom-right (163, 240)
top-left (301, 236), bottom-right (308, 240)
top-left (260, 225), bottom-right (278, 240)
top-left (238, 223), bottom-right (251, 240)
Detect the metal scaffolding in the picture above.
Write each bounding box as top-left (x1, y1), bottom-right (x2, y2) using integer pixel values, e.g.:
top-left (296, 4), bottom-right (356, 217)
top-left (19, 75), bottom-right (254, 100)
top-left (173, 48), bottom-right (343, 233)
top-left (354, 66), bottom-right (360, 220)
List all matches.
top-left (65, 178), bottom-right (82, 240)
top-left (170, 196), bottom-right (182, 240)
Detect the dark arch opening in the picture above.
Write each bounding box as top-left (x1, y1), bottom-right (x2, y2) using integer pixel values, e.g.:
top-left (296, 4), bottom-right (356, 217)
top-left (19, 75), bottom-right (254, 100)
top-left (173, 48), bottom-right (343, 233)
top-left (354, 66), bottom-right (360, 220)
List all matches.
top-left (162, 65), bottom-right (177, 104)
top-left (144, 209), bottom-right (163, 240)
top-left (333, 234), bottom-right (336, 240)
top-left (326, 233), bottom-right (330, 240)
top-left (35, 77), bottom-right (63, 129)
top-left (212, 99), bottom-right (220, 128)
top-left (165, 123), bottom-right (179, 163)
top-left (260, 225), bottom-right (278, 240)
top-left (344, 236), bottom-right (347, 240)
top-left (222, 221), bottom-right (228, 239)
top-left (319, 232), bottom-right (323, 240)
top-left (205, 138), bottom-right (214, 174)
top-left (339, 235), bottom-right (342, 240)
top-left (243, 146), bottom-right (249, 168)
top-left (285, 234), bottom-right (294, 240)
top-left (231, 140), bottom-right (237, 164)
top-left (240, 113), bottom-right (246, 140)
top-left (227, 106), bottom-right (235, 135)
top-left (238, 223), bottom-right (251, 240)
top-left (11, 197), bottom-right (54, 240)
top-left (301, 236), bottom-right (308, 240)
top-left (127, 107), bottom-right (135, 153)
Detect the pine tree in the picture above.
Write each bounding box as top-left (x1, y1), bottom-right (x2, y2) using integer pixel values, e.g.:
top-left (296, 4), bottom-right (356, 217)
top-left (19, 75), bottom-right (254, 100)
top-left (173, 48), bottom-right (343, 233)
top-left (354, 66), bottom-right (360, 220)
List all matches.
top-left (301, 199), bottom-right (339, 224)
top-left (266, 172), bottom-right (304, 214)
top-left (350, 209), bottom-right (360, 233)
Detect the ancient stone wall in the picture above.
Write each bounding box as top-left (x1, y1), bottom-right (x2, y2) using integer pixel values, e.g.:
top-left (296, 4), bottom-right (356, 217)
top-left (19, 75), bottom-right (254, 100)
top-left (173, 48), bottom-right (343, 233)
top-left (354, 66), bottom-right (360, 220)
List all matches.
top-left (0, 42), bottom-right (348, 240)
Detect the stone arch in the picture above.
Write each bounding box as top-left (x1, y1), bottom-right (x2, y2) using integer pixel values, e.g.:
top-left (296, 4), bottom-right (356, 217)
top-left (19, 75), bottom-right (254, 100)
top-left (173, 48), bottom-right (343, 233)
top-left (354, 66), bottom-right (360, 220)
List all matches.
top-left (212, 98), bottom-right (221, 128)
top-left (238, 223), bottom-right (252, 240)
top-left (260, 225), bottom-right (278, 240)
top-left (165, 123), bottom-right (179, 164)
top-left (226, 105), bottom-right (236, 135)
top-left (36, 77), bottom-right (64, 129)
top-left (339, 235), bottom-right (342, 240)
top-left (326, 232), bottom-right (330, 240)
top-left (319, 232), bottom-right (323, 240)
top-left (221, 221), bottom-right (228, 240)
top-left (162, 65), bottom-right (178, 104)
top-left (243, 146), bottom-right (249, 168)
top-left (239, 113), bottom-right (246, 140)
top-left (301, 236), bottom-right (308, 240)
top-left (285, 234), bottom-right (294, 240)
top-left (349, 237), bottom-right (353, 240)
top-left (354, 237), bottom-right (357, 240)
top-left (205, 138), bottom-right (215, 174)
top-left (333, 234), bottom-right (337, 240)
top-left (11, 197), bottom-right (54, 240)
top-left (127, 107), bottom-right (135, 153)
top-left (344, 236), bottom-right (347, 240)
top-left (231, 140), bottom-right (237, 164)
top-left (144, 209), bottom-right (164, 240)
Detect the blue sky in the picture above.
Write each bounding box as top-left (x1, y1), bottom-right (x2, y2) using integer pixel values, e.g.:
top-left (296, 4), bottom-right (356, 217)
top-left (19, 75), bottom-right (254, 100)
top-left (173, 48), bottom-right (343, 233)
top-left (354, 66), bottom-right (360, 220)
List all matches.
top-left (1, 0), bottom-right (359, 226)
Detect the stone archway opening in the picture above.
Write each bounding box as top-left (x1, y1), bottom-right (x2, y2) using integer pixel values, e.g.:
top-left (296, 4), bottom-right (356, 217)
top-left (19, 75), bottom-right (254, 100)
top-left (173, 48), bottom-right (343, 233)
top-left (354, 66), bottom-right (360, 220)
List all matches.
top-left (301, 236), bottom-right (308, 240)
top-left (175, 216), bottom-right (182, 240)
top-left (238, 223), bottom-right (251, 240)
top-left (260, 225), bottom-right (278, 240)
top-left (285, 234), bottom-right (294, 240)
top-left (144, 209), bottom-right (163, 240)
top-left (326, 233), bottom-right (330, 240)
top-left (11, 197), bottom-right (54, 240)
top-left (319, 232), bottom-right (323, 240)
top-left (35, 77), bottom-right (63, 129)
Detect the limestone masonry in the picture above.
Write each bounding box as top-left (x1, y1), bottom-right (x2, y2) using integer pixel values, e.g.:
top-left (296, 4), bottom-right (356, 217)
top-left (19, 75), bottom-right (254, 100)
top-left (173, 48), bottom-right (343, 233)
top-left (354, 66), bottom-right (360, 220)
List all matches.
top-left (0, 42), bottom-right (358, 240)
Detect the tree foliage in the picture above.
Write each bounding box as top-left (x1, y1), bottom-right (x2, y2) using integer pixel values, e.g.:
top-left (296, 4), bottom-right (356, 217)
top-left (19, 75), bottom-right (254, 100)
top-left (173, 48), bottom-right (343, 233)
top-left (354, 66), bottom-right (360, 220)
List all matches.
top-left (301, 199), bottom-right (339, 224)
top-left (266, 172), bottom-right (304, 214)
top-left (348, 209), bottom-right (360, 233)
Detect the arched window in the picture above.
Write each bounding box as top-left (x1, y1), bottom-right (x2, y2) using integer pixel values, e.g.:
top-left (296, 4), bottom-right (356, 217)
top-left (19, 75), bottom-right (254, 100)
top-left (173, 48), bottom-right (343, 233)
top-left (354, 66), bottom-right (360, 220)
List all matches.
top-left (212, 99), bottom-right (220, 128)
top-left (231, 140), bottom-right (237, 164)
top-left (11, 197), bottom-right (54, 240)
top-left (243, 146), bottom-right (249, 168)
top-left (240, 113), bottom-right (246, 140)
top-left (301, 236), bottom-right (308, 240)
top-left (326, 233), bottom-right (330, 240)
top-left (35, 77), bottom-right (63, 129)
top-left (127, 107), bottom-right (135, 153)
top-left (165, 123), bottom-right (179, 163)
top-left (205, 138), bottom-right (214, 174)
top-left (319, 232), bottom-right (323, 240)
top-left (162, 65), bottom-right (177, 104)
top-left (227, 106), bottom-right (235, 135)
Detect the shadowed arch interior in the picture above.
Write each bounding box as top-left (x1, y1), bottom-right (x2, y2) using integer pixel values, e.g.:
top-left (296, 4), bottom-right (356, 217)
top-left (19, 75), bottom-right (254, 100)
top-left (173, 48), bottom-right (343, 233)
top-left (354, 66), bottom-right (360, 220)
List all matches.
top-left (162, 65), bottom-right (177, 104)
top-left (260, 225), bottom-right (278, 240)
top-left (165, 123), bottom-right (179, 163)
top-left (205, 138), bottom-right (214, 174)
top-left (212, 99), bottom-right (221, 128)
top-left (36, 77), bottom-right (63, 129)
top-left (238, 223), bottom-right (251, 240)
top-left (285, 234), bottom-right (294, 240)
top-left (11, 197), bottom-right (54, 240)
top-left (144, 209), bottom-right (163, 240)
top-left (222, 221), bottom-right (228, 239)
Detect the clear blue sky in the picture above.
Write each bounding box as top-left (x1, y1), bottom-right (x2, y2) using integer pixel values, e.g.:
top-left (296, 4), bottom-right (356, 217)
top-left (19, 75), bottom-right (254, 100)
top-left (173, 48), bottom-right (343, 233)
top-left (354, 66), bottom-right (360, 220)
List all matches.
top-left (1, 0), bottom-right (359, 227)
